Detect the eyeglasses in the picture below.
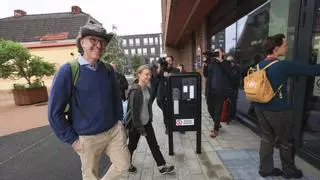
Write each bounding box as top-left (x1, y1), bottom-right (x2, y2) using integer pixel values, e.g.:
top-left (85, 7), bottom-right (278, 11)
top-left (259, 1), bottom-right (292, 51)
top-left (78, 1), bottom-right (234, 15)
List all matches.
top-left (86, 37), bottom-right (106, 47)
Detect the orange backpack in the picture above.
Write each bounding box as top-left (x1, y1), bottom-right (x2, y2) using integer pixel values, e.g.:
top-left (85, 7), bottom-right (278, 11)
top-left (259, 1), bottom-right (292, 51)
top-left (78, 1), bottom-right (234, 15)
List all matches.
top-left (244, 60), bottom-right (282, 103)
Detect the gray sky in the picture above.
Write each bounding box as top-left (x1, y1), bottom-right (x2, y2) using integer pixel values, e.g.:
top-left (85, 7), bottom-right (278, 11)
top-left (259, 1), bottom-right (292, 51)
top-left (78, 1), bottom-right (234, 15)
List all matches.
top-left (1, 0), bottom-right (161, 35)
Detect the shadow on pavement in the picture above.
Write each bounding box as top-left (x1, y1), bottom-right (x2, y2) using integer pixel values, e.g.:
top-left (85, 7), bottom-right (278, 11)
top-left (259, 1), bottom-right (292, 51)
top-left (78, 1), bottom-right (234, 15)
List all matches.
top-left (0, 126), bottom-right (110, 180)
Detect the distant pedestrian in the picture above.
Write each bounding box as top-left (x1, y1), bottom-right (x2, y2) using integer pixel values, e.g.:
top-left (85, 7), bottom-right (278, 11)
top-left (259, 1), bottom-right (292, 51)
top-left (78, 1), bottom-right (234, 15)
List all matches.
top-left (156, 56), bottom-right (179, 134)
top-left (110, 61), bottom-right (129, 101)
top-left (177, 63), bottom-right (186, 73)
top-left (127, 65), bottom-right (175, 175)
top-left (48, 23), bottom-right (130, 180)
top-left (226, 55), bottom-right (240, 124)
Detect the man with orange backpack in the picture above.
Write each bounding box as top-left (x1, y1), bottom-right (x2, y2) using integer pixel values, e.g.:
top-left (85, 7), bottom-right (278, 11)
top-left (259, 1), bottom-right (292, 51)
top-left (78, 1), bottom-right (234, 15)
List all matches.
top-left (250, 34), bottom-right (320, 178)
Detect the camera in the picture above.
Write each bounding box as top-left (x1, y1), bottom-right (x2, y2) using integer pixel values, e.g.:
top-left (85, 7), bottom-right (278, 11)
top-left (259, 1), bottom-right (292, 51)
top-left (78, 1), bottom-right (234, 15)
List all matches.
top-left (157, 57), bottom-right (168, 71)
top-left (202, 51), bottom-right (220, 64)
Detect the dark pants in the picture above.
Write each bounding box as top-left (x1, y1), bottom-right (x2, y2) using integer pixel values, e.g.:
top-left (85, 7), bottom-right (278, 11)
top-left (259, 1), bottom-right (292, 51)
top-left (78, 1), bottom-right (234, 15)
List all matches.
top-left (128, 121), bottom-right (166, 166)
top-left (229, 90), bottom-right (238, 121)
top-left (255, 108), bottom-right (296, 174)
top-left (157, 98), bottom-right (168, 129)
top-left (206, 92), bottom-right (225, 131)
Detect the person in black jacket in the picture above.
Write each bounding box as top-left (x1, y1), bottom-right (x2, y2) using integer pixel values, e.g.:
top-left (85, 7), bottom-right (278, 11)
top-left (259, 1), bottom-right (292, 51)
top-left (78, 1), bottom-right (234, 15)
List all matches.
top-left (156, 56), bottom-right (180, 134)
top-left (226, 55), bottom-right (240, 124)
top-left (203, 48), bottom-right (231, 137)
top-left (111, 61), bottom-right (129, 101)
top-left (127, 65), bottom-right (175, 175)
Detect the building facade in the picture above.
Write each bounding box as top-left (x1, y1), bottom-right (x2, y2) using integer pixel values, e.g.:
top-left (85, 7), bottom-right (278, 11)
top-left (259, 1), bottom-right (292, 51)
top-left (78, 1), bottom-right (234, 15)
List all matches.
top-left (0, 6), bottom-right (102, 89)
top-left (119, 33), bottom-right (162, 74)
top-left (162, 0), bottom-right (320, 168)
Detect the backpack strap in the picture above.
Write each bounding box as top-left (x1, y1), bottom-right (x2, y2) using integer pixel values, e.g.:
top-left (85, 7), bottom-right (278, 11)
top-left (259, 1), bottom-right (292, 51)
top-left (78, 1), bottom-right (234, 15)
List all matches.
top-left (260, 60), bottom-right (283, 99)
top-left (261, 60), bottom-right (279, 70)
top-left (64, 60), bottom-right (80, 115)
top-left (68, 60), bottom-right (80, 86)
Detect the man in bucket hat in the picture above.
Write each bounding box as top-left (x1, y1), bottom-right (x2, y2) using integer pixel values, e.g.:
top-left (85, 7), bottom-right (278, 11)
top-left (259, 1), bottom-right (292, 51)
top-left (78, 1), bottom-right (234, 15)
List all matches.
top-left (48, 23), bottom-right (130, 180)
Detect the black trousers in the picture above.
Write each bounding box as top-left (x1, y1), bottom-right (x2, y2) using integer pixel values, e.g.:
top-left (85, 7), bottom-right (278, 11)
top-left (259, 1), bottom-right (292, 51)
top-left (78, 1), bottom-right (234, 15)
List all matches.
top-left (128, 121), bottom-right (166, 166)
top-left (206, 92), bottom-right (225, 130)
top-left (255, 108), bottom-right (296, 174)
top-left (157, 98), bottom-right (168, 129)
top-left (228, 90), bottom-right (238, 121)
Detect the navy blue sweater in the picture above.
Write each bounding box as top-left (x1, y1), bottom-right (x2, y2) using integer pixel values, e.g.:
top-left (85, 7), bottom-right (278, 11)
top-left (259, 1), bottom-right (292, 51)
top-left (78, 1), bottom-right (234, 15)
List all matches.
top-left (48, 61), bottom-right (123, 144)
top-left (253, 59), bottom-right (320, 111)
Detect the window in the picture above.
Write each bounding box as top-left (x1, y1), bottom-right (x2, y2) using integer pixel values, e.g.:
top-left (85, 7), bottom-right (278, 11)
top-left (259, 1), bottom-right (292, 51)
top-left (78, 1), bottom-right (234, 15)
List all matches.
top-left (150, 57), bottom-right (155, 62)
top-left (143, 48), bottom-right (147, 55)
top-left (129, 39), bottom-right (134, 46)
top-left (150, 47), bottom-right (155, 54)
top-left (124, 49), bottom-right (129, 55)
top-left (137, 48), bottom-right (142, 54)
top-left (122, 39), bottom-right (127, 47)
top-left (155, 37), bottom-right (158, 45)
top-left (135, 38), bottom-right (140, 46)
top-left (143, 38), bottom-right (148, 45)
top-left (156, 57), bottom-right (159, 61)
top-left (149, 37), bottom-right (154, 45)
top-left (159, 38), bottom-right (162, 45)
top-left (131, 49), bottom-right (136, 55)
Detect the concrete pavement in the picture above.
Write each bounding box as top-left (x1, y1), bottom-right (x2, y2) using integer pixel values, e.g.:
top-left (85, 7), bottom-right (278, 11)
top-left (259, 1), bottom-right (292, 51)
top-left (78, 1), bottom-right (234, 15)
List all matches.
top-left (1, 92), bottom-right (320, 179)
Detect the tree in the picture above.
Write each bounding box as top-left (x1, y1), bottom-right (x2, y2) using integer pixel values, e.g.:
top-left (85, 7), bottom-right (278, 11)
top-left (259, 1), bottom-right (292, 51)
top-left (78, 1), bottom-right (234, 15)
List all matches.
top-left (0, 40), bottom-right (55, 88)
top-left (131, 55), bottom-right (144, 72)
top-left (102, 34), bottom-right (126, 74)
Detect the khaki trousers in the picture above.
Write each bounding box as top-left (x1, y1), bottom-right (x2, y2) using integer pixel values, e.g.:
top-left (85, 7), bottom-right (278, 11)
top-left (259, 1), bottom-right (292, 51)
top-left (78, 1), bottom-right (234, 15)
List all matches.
top-left (76, 122), bottom-right (130, 180)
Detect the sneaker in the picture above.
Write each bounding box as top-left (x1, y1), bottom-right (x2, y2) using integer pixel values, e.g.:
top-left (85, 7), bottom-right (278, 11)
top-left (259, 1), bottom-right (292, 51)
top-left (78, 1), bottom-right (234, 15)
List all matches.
top-left (259, 168), bottom-right (283, 177)
top-left (210, 130), bottom-right (217, 138)
top-left (128, 165), bottom-right (137, 173)
top-left (159, 165), bottom-right (175, 174)
top-left (282, 168), bottom-right (303, 179)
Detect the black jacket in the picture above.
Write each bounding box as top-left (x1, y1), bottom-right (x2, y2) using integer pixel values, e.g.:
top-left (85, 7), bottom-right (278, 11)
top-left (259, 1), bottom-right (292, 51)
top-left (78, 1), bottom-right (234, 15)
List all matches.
top-left (156, 67), bottom-right (180, 100)
top-left (115, 71), bottom-right (128, 101)
top-left (127, 84), bottom-right (153, 134)
top-left (203, 59), bottom-right (231, 96)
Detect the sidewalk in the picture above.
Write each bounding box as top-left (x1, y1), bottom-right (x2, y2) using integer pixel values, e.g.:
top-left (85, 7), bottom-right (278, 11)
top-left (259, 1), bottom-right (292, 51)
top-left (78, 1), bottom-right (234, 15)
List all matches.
top-left (120, 99), bottom-right (320, 180)
top-left (1, 94), bottom-right (320, 179)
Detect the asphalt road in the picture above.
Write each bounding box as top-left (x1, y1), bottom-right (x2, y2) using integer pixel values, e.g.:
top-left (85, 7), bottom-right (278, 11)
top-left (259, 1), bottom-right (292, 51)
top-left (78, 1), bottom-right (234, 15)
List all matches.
top-left (0, 126), bottom-right (110, 180)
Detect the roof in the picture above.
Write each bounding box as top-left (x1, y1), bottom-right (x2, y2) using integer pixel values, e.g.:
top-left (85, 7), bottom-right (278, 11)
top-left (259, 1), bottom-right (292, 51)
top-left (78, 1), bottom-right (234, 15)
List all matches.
top-left (0, 12), bottom-right (95, 42)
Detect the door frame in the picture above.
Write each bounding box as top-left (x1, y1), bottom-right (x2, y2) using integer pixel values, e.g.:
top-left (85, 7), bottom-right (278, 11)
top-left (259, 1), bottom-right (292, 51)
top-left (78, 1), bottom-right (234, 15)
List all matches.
top-left (293, 0), bottom-right (320, 169)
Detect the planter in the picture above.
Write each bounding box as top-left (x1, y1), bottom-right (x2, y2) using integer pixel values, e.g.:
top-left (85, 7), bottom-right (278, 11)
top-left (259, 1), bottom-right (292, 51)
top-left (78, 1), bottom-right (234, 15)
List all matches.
top-left (12, 86), bottom-right (48, 106)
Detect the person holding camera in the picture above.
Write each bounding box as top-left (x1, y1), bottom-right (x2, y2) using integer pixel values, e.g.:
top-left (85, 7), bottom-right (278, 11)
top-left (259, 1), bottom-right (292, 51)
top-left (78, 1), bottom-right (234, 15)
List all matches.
top-left (203, 47), bottom-right (231, 137)
top-left (156, 56), bottom-right (180, 134)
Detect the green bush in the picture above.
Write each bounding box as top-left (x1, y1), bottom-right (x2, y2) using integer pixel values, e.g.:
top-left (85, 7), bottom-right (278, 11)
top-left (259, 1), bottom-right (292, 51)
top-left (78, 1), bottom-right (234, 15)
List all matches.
top-left (0, 40), bottom-right (56, 88)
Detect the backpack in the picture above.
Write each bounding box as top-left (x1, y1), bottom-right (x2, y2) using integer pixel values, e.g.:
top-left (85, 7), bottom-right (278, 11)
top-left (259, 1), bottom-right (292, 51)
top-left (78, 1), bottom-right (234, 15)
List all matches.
top-left (243, 60), bottom-right (282, 103)
top-left (64, 60), bottom-right (113, 124)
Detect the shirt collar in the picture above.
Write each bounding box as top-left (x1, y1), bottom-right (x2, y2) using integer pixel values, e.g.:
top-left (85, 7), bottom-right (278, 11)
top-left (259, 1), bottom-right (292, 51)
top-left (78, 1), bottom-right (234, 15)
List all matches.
top-left (77, 56), bottom-right (100, 70)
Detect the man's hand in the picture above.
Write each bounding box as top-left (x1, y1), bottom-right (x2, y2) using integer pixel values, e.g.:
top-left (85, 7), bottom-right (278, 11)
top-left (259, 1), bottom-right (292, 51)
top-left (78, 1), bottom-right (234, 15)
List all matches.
top-left (72, 139), bottom-right (81, 152)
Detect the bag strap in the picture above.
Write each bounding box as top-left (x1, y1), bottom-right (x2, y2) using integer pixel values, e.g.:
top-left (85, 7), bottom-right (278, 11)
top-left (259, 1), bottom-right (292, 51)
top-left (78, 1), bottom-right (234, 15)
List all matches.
top-left (262, 60), bottom-right (279, 70)
top-left (261, 60), bottom-right (283, 99)
top-left (68, 60), bottom-right (80, 86)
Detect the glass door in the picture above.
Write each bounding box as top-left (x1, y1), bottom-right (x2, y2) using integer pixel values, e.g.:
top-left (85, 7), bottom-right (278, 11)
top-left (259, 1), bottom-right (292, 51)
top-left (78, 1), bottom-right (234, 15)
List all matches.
top-left (301, 0), bottom-right (320, 165)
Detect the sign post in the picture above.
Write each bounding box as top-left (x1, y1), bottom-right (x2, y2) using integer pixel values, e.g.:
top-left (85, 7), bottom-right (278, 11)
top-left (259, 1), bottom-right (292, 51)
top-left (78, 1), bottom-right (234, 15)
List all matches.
top-left (167, 73), bottom-right (202, 155)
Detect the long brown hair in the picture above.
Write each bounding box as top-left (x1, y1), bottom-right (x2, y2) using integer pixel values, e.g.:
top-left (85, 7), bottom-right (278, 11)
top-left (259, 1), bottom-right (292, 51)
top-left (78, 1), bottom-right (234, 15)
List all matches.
top-left (133, 65), bottom-right (150, 83)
